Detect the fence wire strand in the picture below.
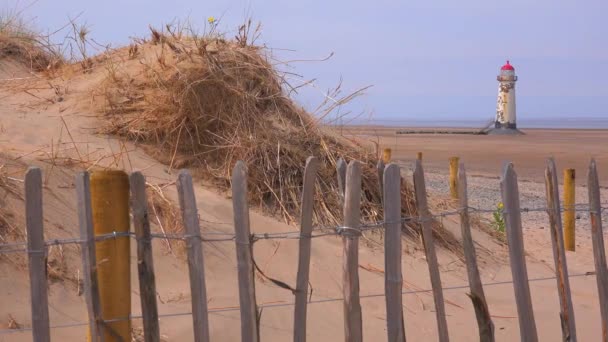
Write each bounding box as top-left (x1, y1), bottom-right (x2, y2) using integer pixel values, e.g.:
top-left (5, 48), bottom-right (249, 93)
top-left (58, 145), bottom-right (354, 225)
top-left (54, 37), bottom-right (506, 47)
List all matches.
top-left (0, 271), bottom-right (597, 335)
top-left (1, 204), bottom-right (608, 254)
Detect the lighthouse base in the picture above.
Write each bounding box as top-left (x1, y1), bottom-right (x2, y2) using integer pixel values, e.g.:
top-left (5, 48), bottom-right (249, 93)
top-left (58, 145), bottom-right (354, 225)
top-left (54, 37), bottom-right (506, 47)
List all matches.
top-left (486, 122), bottom-right (524, 135)
top-left (486, 127), bottom-right (524, 135)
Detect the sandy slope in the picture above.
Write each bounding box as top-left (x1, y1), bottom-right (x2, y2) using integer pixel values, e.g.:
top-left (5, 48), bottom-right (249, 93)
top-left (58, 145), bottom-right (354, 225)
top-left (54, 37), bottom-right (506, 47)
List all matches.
top-left (0, 60), bottom-right (606, 341)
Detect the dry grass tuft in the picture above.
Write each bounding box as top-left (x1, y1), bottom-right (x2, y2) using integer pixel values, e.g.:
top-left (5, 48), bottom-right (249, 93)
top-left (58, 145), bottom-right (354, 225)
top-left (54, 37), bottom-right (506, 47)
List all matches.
top-left (94, 24), bottom-right (460, 250)
top-left (0, 13), bottom-right (62, 72)
top-left (146, 183), bottom-right (185, 256)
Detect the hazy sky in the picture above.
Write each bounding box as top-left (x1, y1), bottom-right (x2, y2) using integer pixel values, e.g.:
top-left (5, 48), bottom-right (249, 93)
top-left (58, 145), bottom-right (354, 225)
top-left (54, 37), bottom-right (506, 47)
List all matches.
top-left (10, 0), bottom-right (608, 123)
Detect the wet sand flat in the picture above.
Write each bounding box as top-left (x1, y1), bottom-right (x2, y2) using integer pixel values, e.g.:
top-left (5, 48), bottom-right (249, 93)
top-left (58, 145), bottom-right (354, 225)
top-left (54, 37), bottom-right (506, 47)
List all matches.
top-left (346, 126), bottom-right (608, 185)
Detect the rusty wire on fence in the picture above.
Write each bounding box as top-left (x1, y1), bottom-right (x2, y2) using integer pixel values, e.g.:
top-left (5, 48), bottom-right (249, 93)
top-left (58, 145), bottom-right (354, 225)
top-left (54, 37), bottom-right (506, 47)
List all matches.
top-left (0, 203), bottom-right (607, 254)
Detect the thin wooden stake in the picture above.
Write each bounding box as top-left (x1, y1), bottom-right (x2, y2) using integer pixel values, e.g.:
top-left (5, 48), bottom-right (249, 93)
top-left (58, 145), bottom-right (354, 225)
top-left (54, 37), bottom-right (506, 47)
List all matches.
top-left (382, 148), bottom-right (392, 163)
top-left (177, 170), bottom-right (211, 342)
top-left (293, 157), bottom-right (319, 342)
top-left (458, 163), bottom-right (494, 342)
top-left (343, 161), bottom-right (363, 342)
top-left (232, 161), bottom-right (259, 342)
top-left (500, 163), bottom-right (538, 342)
top-left (76, 172), bottom-right (104, 342)
top-left (545, 159), bottom-right (577, 342)
top-left (383, 164), bottom-right (406, 342)
top-left (337, 158), bottom-right (347, 206)
top-left (413, 159), bottom-right (449, 342)
top-left (588, 159), bottom-right (608, 341)
top-left (449, 157), bottom-right (459, 199)
top-left (130, 172), bottom-right (161, 342)
top-left (25, 167), bottom-right (50, 342)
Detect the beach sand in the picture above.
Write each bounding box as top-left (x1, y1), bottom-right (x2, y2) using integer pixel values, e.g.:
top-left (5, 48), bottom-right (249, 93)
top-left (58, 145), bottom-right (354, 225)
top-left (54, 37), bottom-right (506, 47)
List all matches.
top-left (347, 126), bottom-right (608, 186)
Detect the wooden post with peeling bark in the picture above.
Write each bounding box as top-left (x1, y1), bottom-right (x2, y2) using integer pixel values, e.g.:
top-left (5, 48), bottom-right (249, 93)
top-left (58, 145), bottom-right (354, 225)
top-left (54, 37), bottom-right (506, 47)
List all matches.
top-left (130, 172), bottom-right (161, 342)
top-left (500, 163), bottom-right (538, 342)
top-left (544, 159), bottom-right (577, 342)
top-left (342, 161), bottom-right (363, 342)
top-left (458, 163), bottom-right (494, 342)
top-left (337, 158), bottom-right (347, 207)
top-left (25, 167), bottom-right (50, 342)
top-left (413, 159), bottom-right (449, 342)
top-left (383, 164), bottom-right (406, 342)
top-left (293, 157), bottom-right (319, 342)
top-left (232, 162), bottom-right (259, 342)
top-left (76, 172), bottom-right (105, 342)
top-left (588, 159), bottom-right (608, 342)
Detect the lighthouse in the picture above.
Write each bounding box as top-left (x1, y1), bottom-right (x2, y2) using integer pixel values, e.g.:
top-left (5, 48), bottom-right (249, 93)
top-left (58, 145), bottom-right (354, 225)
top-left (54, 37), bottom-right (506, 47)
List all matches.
top-left (489, 60), bottom-right (523, 135)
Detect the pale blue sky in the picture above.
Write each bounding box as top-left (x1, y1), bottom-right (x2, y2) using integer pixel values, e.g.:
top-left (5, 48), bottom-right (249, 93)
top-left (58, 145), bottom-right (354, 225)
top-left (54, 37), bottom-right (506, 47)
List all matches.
top-left (10, 0), bottom-right (608, 123)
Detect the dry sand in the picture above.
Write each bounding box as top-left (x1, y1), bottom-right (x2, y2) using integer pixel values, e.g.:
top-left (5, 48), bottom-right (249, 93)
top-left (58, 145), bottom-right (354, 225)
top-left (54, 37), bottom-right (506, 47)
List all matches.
top-left (0, 57), bottom-right (607, 342)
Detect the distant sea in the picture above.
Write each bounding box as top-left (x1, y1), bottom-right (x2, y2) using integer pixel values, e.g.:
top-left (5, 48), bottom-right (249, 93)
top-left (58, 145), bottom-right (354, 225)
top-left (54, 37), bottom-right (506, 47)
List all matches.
top-left (355, 117), bottom-right (608, 129)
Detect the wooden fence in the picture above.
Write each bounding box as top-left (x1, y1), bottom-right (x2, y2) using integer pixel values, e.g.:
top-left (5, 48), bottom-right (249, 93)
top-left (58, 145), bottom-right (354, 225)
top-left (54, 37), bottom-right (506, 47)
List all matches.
top-left (2, 156), bottom-right (608, 342)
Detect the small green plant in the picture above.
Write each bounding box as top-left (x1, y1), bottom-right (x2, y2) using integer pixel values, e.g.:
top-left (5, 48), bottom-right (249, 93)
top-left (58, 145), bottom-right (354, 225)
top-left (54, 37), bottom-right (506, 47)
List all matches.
top-left (492, 202), bottom-right (505, 233)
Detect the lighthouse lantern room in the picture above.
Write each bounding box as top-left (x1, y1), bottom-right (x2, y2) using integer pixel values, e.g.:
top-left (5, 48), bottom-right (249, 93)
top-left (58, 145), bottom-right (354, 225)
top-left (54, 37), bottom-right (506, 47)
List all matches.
top-left (488, 60), bottom-right (523, 135)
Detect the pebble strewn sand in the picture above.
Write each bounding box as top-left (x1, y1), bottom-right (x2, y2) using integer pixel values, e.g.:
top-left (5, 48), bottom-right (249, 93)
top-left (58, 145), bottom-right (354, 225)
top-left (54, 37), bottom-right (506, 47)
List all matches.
top-left (401, 164), bottom-right (608, 234)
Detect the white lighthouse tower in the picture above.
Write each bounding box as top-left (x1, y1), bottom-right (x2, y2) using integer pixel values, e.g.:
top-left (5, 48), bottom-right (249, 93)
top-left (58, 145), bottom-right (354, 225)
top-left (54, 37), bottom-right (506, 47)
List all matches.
top-left (489, 60), bottom-right (523, 135)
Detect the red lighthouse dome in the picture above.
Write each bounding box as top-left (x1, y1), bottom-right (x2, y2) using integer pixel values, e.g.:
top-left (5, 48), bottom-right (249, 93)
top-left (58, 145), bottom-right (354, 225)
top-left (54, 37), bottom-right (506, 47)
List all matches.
top-left (501, 60), bottom-right (515, 71)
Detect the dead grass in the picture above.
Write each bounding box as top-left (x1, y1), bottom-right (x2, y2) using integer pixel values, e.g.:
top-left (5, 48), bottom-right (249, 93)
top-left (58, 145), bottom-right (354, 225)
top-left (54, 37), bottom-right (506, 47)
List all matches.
top-left (0, 12), bottom-right (62, 72)
top-left (0, 163), bottom-right (24, 244)
top-left (146, 182), bottom-right (185, 256)
top-left (93, 23), bottom-right (461, 252)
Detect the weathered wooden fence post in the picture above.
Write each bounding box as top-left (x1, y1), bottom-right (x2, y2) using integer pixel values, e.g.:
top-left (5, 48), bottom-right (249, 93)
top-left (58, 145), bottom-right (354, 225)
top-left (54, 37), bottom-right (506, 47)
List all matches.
top-left (232, 162), bottom-right (259, 342)
top-left (458, 163), bottom-right (494, 342)
top-left (563, 169), bottom-right (576, 251)
top-left (500, 163), bottom-right (538, 342)
top-left (76, 172), bottom-right (105, 342)
top-left (413, 159), bottom-right (449, 342)
top-left (544, 159), bottom-right (577, 342)
top-left (177, 170), bottom-right (211, 342)
top-left (293, 157), bottom-right (319, 342)
top-left (587, 159), bottom-right (608, 341)
top-left (337, 158), bottom-right (347, 206)
top-left (343, 161), bottom-right (363, 342)
top-left (383, 164), bottom-right (406, 342)
top-left (130, 172), bottom-right (161, 342)
top-left (25, 167), bottom-right (50, 342)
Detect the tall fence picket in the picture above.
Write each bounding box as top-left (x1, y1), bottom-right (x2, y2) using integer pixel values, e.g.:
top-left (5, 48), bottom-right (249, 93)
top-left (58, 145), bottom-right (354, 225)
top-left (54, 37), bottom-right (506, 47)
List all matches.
top-left (130, 172), bottom-right (161, 342)
top-left (458, 163), bottom-right (494, 342)
top-left (413, 159), bottom-right (449, 342)
top-left (336, 158), bottom-right (347, 206)
top-left (588, 159), bottom-right (608, 341)
top-left (76, 172), bottom-right (105, 342)
top-left (177, 170), bottom-right (211, 342)
top-left (232, 161), bottom-right (259, 342)
top-left (342, 161), bottom-right (363, 342)
top-left (25, 167), bottom-right (50, 342)
top-left (500, 163), bottom-right (538, 342)
top-left (293, 157), bottom-right (319, 342)
top-left (544, 158), bottom-right (577, 342)
top-left (383, 163), bottom-right (406, 342)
